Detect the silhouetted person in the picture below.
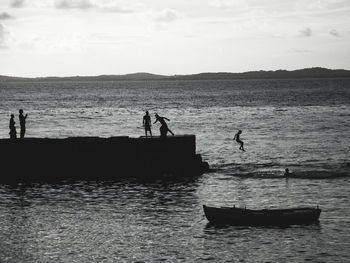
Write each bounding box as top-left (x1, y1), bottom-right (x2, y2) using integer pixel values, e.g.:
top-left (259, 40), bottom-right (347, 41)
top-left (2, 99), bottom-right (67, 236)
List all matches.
top-left (19, 109), bottom-right (28, 139)
top-left (284, 168), bottom-right (292, 177)
top-left (143, 111), bottom-right (152, 137)
top-left (233, 130), bottom-right (245, 151)
top-left (9, 114), bottom-right (17, 139)
top-left (154, 113), bottom-right (174, 138)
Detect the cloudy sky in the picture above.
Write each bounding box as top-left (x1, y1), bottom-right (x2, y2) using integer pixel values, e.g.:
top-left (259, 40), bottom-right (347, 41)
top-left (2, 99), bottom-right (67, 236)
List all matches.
top-left (0, 0), bottom-right (350, 77)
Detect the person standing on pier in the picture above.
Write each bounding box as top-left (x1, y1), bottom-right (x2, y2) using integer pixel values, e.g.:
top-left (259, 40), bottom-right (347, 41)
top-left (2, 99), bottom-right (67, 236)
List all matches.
top-left (18, 109), bottom-right (28, 139)
top-left (9, 114), bottom-right (17, 139)
top-left (233, 130), bottom-right (245, 151)
top-left (143, 111), bottom-right (152, 137)
top-left (154, 113), bottom-right (174, 138)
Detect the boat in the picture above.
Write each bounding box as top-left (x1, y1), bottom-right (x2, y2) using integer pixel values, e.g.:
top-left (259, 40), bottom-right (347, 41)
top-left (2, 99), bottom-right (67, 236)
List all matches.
top-left (203, 205), bottom-right (321, 226)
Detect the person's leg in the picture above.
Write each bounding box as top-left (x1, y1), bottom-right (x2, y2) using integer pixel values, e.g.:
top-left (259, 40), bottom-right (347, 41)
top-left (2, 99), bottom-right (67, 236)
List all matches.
top-left (237, 139), bottom-right (243, 150)
top-left (168, 128), bottom-right (174, 135)
top-left (161, 125), bottom-right (170, 137)
top-left (240, 141), bottom-right (245, 151)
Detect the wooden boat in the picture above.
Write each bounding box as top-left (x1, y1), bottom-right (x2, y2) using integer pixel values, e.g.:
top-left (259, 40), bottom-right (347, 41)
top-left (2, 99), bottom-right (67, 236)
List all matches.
top-left (203, 205), bottom-right (321, 226)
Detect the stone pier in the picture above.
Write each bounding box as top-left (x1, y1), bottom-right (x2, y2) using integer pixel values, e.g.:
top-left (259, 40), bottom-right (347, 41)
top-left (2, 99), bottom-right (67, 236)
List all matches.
top-left (0, 135), bottom-right (209, 183)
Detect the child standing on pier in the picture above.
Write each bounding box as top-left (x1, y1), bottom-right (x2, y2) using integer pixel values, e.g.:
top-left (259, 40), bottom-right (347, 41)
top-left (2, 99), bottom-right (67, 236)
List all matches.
top-left (19, 109), bottom-right (28, 139)
top-left (143, 111), bottom-right (152, 137)
top-left (9, 114), bottom-right (17, 139)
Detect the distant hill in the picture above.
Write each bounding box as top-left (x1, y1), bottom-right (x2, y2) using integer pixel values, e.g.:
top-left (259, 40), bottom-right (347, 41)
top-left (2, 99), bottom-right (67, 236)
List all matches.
top-left (173, 68), bottom-right (350, 80)
top-left (1, 67), bottom-right (350, 82)
top-left (0, 72), bottom-right (168, 82)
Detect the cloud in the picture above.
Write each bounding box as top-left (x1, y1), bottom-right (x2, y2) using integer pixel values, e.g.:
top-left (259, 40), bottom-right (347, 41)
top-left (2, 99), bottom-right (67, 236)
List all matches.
top-left (0, 12), bottom-right (13, 20)
top-left (54, 0), bottom-right (132, 12)
top-left (209, 0), bottom-right (248, 9)
top-left (55, 0), bottom-right (93, 10)
top-left (300, 27), bottom-right (312, 37)
top-left (11, 0), bottom-right (25, 8)
top-left (154, 9), bottom-right (178, 23)
top-left (329, 29), bottom-right (340, 37)
top-left (98, 4), bottom-right (133, 13)
top-left (0, 23), bottom-right (9, 48)
top-left (289, 48), bottom-right (311, 53)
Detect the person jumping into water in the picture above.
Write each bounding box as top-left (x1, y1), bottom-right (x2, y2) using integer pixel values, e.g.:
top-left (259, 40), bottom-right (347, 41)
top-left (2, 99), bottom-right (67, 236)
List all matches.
top-left (154, 113), bottom-right (174, 138)
top-left (233, 130), bottom-right (245, 151)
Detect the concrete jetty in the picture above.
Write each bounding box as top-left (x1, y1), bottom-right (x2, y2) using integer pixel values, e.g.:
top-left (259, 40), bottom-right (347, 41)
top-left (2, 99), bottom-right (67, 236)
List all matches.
top-left (0, 135), bottom-right (209, 183)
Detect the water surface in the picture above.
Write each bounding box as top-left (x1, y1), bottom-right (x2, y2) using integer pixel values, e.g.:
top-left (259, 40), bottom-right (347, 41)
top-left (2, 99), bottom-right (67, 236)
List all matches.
top-left (0, 78), bottom-right (349, 262)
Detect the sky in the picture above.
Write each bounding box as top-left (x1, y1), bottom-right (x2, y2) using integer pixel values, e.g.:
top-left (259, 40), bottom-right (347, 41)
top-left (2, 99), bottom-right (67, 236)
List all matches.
top-left (0, 0), bottom-right (350, 77)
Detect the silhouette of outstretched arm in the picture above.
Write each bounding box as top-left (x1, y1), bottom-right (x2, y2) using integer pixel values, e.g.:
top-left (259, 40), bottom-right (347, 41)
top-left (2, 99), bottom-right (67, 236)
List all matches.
top-left (163, 117), bottom-right (170, 121)
top-left (154, 118), bottom-right (158, 124)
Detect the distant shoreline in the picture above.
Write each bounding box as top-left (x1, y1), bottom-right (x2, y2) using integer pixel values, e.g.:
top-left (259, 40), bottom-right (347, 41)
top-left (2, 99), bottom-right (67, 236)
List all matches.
top-left (1, 67), bottom-right (350, 82)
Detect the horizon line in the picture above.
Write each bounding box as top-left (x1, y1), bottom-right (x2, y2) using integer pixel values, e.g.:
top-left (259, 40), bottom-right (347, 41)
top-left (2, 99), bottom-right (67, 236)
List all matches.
top-left (1, 66), bottom-right (350, 79)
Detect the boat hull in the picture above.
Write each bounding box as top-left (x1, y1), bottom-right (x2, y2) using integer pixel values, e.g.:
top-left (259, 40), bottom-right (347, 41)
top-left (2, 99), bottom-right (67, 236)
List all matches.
top-left (203, 205), bottom-right (321, 226)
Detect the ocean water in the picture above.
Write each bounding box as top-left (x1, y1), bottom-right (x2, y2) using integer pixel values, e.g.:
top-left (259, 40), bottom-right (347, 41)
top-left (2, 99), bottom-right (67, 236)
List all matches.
top-left (0, 78), bottom-right (349, 262)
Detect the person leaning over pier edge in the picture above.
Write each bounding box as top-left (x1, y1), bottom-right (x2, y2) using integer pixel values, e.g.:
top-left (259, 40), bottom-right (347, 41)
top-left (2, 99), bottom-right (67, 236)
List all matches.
top-left (19, 109), bottom-right (28, 139)
top-left (9, 114), bottom-right (17, 139)
top-left (154, 113), bottom-right (174, 138)
top-left (143, 111), bottom-right (152, 137)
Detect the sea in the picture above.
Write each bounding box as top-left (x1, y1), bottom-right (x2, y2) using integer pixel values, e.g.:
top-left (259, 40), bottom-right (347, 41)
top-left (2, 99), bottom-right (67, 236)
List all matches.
top-left (0, 78), bottom-right (349, 262)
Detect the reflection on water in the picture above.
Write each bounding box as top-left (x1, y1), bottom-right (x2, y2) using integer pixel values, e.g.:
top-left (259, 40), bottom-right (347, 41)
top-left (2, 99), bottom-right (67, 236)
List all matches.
top-left (1, 175), bottom-right (350, 262)
top-left (202, 223), bottom-right (324, 262)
